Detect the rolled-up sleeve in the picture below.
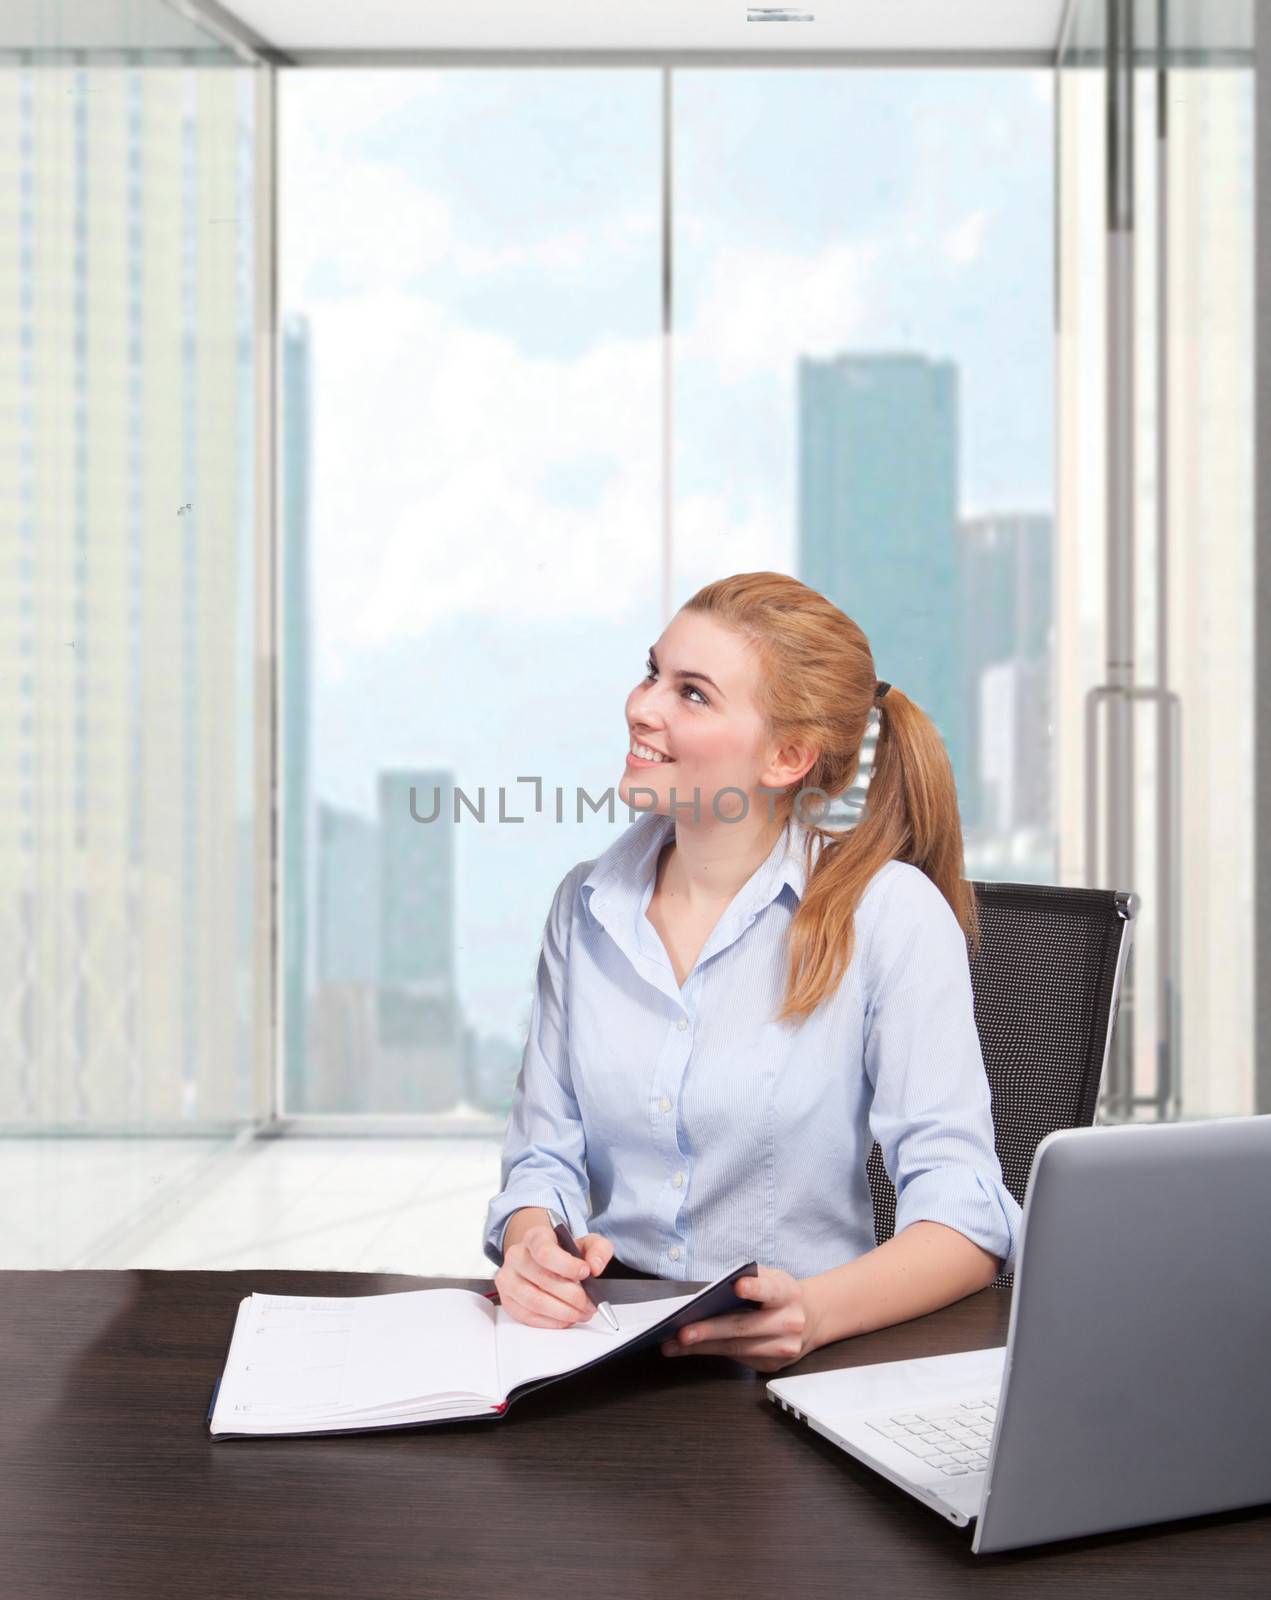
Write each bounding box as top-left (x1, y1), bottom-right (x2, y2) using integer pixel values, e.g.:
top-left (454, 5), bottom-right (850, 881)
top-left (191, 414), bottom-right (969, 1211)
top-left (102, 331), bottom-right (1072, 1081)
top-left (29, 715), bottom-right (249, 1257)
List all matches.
top-left (482, 863), bottom-right (592, 1268)
top-left (862, 868), bottom-right (1021, 1276)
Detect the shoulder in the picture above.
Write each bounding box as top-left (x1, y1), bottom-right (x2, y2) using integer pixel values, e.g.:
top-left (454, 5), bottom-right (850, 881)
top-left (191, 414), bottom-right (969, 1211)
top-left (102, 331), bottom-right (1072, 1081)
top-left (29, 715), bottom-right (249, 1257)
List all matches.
top-left (856, 858), bottom-right (969, 981)
top-left (855, 856), bottom-right (942, 921)
top-left (860, 857), bottom-right (953, 915)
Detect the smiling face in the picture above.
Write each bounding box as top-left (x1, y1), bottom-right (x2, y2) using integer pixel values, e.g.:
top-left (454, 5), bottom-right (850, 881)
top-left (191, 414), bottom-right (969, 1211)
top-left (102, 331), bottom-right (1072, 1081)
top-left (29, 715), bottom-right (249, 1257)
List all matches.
top-left (620, 610), bottom-right (815, 824)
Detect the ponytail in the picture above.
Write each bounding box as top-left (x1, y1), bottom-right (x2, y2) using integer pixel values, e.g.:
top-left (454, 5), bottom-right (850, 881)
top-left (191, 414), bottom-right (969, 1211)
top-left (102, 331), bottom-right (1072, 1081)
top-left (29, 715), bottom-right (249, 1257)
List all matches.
top-left (778, 683), bottom-right (979, 1025)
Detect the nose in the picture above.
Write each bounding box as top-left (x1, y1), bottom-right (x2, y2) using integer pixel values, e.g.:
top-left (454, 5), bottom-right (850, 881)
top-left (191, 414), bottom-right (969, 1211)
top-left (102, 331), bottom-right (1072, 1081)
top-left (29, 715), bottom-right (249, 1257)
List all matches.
top-left (628, 688), bottom-right (665, 735)
top-left (629, 713), bottom-right (659, 740)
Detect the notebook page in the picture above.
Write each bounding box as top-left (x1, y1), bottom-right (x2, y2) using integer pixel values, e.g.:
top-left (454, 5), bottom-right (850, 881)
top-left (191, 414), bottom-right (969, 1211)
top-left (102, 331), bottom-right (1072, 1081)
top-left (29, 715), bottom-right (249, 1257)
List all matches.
top-left (222, 1289), bottom-right (499, 1423)
top-left (337, 1289), bottom-right (499, 1412)
top-left (494, 1290), bottom-right (699, 1400)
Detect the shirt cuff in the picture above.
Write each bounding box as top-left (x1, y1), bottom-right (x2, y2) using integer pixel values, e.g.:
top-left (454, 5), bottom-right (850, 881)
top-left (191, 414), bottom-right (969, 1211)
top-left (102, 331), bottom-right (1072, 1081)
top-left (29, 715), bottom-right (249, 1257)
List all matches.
top-left (483, 1183), bottom-right (592, 1269)
top-left (892, 1166), bottom-right (1021, 1277)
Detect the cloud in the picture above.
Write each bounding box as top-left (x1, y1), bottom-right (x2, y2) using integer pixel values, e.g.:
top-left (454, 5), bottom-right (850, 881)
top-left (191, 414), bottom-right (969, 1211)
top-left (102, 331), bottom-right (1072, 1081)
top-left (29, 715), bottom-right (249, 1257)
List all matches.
top-left (943, 208), bottom-right (989, 266)
top-left (303, 290), bottom-right (665, 661)
top-left (285, 81), bottom-right (1015, 670)
top-left (303, 272), bottom-right (796, 672)
top-left (283, 94), bottom-right (807, 665)
top-left (280, 81), bottom-right (453, 298)
top-left (281, 70), bottom-right (441, 153)
top-left (669, 492), bottom-right (790, 604)
top-left (281, 161), bottom-right (453, 298)
top-left (451, 207), bottom-right (658, 278)
top-left (676, 238), bottom-right (878, 385)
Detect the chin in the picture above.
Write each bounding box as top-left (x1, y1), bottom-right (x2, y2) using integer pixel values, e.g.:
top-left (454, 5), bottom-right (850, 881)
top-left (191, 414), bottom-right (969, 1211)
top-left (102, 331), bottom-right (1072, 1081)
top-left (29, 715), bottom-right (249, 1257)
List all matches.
top-left (618, 776), bottom-right (668, 816)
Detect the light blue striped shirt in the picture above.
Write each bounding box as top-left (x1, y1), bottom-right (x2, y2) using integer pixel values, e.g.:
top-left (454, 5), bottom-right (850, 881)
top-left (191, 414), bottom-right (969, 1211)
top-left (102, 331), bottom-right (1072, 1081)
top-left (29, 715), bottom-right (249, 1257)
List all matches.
top-left (483, 808), bottom-right (1021, 1283)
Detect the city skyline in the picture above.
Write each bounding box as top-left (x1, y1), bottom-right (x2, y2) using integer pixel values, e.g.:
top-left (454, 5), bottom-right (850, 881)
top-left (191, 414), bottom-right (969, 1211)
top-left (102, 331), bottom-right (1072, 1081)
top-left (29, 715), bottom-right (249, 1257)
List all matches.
top-left (0, 63), bottom-right (1062, 1124)
top-left (6, 61), bottom-right (1253, 1128)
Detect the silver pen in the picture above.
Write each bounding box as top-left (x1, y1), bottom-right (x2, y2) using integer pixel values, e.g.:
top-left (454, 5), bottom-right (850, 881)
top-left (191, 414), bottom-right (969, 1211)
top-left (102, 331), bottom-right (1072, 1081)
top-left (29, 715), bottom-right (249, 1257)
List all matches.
top-left (545, 1207), bottom-right (621, 1332)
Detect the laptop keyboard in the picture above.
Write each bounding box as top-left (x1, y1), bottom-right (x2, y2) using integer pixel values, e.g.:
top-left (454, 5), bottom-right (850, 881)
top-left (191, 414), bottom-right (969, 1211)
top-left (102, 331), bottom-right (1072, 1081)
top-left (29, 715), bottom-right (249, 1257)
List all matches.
top-left (864, 1396), bottom-right (998, 1477)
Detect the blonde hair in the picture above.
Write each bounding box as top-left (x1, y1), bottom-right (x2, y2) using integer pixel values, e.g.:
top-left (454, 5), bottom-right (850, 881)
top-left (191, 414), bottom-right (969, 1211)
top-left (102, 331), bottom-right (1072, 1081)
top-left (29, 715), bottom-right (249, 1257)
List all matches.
top-left (682, 571), bottom-right (979, 1025)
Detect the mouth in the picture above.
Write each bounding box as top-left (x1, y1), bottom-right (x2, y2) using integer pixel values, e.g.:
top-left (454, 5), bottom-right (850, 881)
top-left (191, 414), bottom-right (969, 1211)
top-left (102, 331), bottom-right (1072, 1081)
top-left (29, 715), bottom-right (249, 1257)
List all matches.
top-left (628, 736), bottom-right (674, 766)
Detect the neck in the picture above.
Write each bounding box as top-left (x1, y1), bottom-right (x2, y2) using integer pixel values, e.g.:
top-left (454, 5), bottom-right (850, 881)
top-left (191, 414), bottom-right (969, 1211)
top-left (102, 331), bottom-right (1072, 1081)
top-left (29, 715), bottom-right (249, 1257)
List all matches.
top-left (658, 810), bottom-right (789, 910)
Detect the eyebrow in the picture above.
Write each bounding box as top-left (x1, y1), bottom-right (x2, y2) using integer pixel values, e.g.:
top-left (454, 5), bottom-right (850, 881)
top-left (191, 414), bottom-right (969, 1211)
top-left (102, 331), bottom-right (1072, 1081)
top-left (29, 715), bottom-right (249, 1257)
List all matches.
top-left (648, 645), bottom-right (724, 698)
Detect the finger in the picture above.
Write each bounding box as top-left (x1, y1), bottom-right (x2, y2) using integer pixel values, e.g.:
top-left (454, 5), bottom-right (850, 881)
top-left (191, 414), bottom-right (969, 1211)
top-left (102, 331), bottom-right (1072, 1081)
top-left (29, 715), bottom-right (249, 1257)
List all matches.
top-left (502, 1286), bottom-right (577, 1330)
top-left (528, 1228), bottom-right (593, 1282)
top-left (531, 1222), bottom-right (595, 1273)
top-left (502, 1248), bottom-right (585, 1324)
top-left (506, 1272), bottom-right (587, 1326)
top-left (518, 1251), bottom-right (593, 1319)
top-left (495, 1262), bottom-right (570, 1328)
top-left (663, 1334), bottom-right (796, 1363)
top-left (576, 1233), bottom-right (614, 1274)
top-left (518, 1248), bottom-right (589, 1312)
top-left (675, 1307), bottom-right (772, 1345)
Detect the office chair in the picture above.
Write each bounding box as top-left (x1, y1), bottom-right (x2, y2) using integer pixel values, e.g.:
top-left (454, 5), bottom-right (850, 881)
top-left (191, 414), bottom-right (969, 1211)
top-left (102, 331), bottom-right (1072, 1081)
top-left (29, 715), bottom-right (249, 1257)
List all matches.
top-left (866, 880), bottom-right (1139, 1290)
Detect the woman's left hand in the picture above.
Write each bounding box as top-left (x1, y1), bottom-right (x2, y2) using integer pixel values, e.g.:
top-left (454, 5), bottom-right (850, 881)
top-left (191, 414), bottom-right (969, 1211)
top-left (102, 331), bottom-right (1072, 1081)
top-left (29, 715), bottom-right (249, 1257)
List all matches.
top-left (659, 1265), bottom-right (820, 1374)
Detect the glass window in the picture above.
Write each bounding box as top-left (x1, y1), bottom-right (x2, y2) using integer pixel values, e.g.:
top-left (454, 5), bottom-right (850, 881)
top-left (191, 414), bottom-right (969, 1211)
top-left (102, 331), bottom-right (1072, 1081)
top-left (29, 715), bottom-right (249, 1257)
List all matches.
top-left (280, 70), bottom-right (662, 1114)
top-left (672, 70), bottom-right (1056, 880)
top-left (0, 59), bottom-right (257, 1124)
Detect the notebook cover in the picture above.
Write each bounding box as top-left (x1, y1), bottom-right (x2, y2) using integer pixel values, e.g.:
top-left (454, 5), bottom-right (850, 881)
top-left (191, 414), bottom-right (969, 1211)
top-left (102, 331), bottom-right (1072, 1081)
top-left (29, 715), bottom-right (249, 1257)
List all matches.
top-left (207, 1262), bottom-right (759, 1440)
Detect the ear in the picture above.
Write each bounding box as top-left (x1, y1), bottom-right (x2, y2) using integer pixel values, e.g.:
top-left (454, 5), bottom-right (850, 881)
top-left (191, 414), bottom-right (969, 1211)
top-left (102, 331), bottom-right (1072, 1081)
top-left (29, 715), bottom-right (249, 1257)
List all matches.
top-left (764, 738), bottom-right (819, 790)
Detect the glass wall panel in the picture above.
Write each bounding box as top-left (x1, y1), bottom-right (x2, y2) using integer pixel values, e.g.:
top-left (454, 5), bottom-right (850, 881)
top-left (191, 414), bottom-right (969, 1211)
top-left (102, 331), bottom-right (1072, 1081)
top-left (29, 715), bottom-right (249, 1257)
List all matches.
top-left (671, 70), bottom-right (1056, 876)
top-left (0, 2), bottom-right (258, 1129)
top-left (1155, 2), bottom-right (1255, 1118)
top-left (279, 70), bottom-right (662, 1116)
top-left (1057, 0), bottom-right (1256, 1119)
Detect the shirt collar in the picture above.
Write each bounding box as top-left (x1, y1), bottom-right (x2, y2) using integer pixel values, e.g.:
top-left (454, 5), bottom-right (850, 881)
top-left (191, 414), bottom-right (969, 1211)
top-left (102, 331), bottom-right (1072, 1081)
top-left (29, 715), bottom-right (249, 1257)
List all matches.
top-left (580, 806), bottom-right (819, 932)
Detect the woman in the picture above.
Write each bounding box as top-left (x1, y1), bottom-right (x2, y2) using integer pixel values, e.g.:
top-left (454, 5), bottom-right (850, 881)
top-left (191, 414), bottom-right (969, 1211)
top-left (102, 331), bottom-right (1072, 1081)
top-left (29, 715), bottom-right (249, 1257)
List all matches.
top-left (484, 571), bottom-right (1021, 1374)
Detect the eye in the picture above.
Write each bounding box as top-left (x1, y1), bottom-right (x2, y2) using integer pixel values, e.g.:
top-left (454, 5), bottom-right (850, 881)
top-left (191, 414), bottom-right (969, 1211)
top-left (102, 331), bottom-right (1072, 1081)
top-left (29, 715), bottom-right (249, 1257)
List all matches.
top-left (644, 657), bottom-right (708, 706)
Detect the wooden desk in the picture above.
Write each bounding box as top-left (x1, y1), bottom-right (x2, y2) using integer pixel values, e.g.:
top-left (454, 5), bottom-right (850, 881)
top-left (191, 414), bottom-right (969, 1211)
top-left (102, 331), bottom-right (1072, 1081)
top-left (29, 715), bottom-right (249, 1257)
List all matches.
top-left (1, 1270), bottom-right (1267, 1598)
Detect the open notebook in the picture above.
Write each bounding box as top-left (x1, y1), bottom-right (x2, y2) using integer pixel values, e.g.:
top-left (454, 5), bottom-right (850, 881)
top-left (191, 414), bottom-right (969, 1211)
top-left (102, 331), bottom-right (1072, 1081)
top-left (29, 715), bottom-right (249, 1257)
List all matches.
top-left (207, 1260), bottom-right (758, 1439)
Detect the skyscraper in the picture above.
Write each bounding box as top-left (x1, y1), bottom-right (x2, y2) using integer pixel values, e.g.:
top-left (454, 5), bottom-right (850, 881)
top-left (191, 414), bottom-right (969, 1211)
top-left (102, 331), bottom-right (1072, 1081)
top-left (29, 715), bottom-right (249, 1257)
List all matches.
top-left (797, 354), bottom-right (968, 813)
top-left (316, 802), bottom-right (380, 989)
top-left (307, 800), bottom-right (380, 1113)
top-left (0, 65), bottom-right (256, 1124)
top-left (375, 770), bottom-right (461, 1111)
top-left (958, 511), bottom-right (1053, 839)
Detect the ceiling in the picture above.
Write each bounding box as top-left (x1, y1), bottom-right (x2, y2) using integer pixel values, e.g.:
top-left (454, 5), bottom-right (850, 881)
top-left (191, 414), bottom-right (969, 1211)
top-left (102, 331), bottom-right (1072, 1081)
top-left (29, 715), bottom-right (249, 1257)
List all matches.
top-left (173, 1), bottom-right (1072, 59)
top-left (7, 3), bottom-right (1253, 64)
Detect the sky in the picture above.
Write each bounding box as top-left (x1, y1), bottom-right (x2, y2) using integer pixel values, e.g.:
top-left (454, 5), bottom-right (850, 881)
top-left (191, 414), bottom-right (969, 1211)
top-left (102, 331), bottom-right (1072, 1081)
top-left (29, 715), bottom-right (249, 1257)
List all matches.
top-left (278, 66), bottom-right (1054, 1045)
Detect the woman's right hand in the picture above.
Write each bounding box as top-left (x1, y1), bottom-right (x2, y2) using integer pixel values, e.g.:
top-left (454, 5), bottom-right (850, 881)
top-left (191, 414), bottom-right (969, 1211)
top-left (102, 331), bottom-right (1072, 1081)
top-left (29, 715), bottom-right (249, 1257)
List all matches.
top-left (496, 1224), bottom-right (616, 1329)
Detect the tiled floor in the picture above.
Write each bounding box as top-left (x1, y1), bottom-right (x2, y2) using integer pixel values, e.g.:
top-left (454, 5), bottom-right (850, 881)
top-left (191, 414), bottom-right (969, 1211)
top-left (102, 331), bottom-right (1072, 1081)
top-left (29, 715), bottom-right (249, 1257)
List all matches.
top-left (0, 1137), bottom-right (504, 1279)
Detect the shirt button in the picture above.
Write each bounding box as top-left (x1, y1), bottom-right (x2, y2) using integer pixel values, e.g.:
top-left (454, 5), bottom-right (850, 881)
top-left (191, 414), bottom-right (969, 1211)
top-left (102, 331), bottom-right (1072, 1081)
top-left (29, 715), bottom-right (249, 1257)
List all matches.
top-left (659, 1096), bottom-right (671, 1113)
top-left (669, 1246), bottom-right (681, 1261)
top-left (676, 1016), bottom-right (688, 1031)
top-left (672, 1172), bottom-right (684, 1188)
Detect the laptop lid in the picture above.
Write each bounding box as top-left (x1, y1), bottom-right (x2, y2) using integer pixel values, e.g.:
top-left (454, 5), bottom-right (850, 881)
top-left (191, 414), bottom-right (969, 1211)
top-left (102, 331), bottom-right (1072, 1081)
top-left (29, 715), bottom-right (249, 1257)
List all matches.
top-left (973, 1114), bottom-right (1271, 1553)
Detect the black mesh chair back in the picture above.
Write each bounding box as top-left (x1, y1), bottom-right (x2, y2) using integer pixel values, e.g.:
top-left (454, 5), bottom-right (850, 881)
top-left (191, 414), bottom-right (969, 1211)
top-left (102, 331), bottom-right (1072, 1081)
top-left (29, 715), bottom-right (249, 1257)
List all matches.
top-left (866, 879), bottom-right (1138, 1290)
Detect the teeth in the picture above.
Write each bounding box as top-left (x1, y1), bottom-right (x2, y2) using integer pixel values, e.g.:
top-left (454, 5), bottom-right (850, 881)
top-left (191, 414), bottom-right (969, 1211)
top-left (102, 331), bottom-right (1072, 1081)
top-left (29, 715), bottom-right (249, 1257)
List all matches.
top-left (631, 740), bottom-right (672, 762)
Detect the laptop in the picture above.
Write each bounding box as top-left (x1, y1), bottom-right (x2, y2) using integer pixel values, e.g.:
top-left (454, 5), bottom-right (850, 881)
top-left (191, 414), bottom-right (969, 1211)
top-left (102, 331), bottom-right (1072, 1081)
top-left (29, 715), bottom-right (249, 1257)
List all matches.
top-left (767, 1114), bottom-right (1271, 1553)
